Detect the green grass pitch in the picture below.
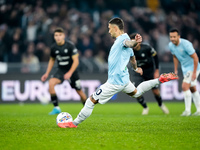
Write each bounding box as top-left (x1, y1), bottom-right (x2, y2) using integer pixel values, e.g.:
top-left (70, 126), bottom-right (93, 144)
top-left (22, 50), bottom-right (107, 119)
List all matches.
top-left (0, 102), bottom-right (200, 150)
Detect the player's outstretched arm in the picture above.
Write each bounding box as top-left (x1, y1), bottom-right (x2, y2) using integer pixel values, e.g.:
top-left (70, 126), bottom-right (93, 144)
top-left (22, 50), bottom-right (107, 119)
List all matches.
top-left (41, 57), bottom-right (55, 82)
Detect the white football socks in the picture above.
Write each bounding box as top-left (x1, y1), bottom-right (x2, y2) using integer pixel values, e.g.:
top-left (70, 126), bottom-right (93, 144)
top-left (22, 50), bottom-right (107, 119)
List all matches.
top-left (73, 98), bottom-right (95, 126)
top-left (133, 79), bottom-right (160, 98)
top-left (192, 91), bottom-right (200, 112)
top-left (183, 90), bottom-right (192, 112)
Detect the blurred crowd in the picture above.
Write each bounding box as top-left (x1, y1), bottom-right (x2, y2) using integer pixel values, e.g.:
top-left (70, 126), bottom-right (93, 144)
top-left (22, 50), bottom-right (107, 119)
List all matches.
top-left (0, 0), bottom-right (200, 73)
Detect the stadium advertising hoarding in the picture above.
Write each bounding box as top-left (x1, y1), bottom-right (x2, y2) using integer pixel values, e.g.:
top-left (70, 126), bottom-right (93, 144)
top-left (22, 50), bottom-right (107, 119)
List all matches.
top-left (0, 73), bottom-right (200, 103)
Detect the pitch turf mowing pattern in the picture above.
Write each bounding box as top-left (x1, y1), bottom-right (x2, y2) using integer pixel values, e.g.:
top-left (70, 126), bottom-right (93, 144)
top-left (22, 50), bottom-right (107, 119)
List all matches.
top-left (0, 102), bottom-right (200, 150)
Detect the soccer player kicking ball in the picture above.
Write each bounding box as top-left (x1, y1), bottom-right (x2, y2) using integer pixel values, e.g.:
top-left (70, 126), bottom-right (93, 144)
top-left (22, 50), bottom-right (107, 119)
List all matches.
top-left (58, 18), bottom-right (178, 128)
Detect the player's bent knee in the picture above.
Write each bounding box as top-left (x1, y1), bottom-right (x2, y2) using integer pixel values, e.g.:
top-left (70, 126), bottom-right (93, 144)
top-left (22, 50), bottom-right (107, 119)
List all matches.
top-left (48, 79), bottom-right (60, 94)
top-left (48, 83), bottom-right (56, 92)
top-left (127, 89), bottom-right (137, 96)
top-left (182, 82), bottom-right (190, 91)
top-left (132, 90), bottom-right (142, 98)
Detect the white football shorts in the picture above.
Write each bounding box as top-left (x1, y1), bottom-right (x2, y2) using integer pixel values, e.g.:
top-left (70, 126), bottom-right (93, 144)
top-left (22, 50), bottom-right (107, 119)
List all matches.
top-left (92, 81), bottom-right (136, 104)
top-left (183, 70), bottom-right (200, 87)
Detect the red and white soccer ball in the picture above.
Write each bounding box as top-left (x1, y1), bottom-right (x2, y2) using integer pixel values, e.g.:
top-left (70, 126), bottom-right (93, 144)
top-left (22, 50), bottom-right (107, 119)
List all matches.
top-left (56, 112), bottom-right (73, 125)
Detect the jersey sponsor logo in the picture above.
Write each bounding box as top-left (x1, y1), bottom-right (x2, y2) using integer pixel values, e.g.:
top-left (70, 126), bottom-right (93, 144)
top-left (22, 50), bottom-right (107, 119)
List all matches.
top-left (137, 59), bottom-right (148, 66)
top-left (56, 55), bottom-right (70, 61)
top-left (61, 56), bottom-right (70, 60)
top-left (64, 49), bottom-right (68, 53)
top-left (59, 61), bottom-right (69, 65)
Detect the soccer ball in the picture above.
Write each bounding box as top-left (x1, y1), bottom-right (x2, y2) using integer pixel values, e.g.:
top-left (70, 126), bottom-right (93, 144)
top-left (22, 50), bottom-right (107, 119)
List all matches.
top-left (56, 112), bottom-right (73, 125)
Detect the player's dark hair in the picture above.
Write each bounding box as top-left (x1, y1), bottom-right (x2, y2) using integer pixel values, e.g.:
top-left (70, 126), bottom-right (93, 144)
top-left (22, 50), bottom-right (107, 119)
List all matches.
top-left (169, 28), bottom-right (180, 35)
top-left (129, 33), bottom-right (137, 39)
top-left (108, 17), bottom-right (124, 30)
top-left (54, 27), bottom-right (64, 33)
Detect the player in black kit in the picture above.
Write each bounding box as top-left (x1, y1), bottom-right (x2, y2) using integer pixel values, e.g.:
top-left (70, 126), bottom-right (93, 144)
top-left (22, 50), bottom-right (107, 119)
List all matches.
top-left (130, 33), bottom-right (169, 115)
top-left (41, 27), bottom-right (87, 115)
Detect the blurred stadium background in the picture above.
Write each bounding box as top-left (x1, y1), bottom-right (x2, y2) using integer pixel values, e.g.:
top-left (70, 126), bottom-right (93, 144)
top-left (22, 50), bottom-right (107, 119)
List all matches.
top-left (0, 0), bottom-right (200, 103)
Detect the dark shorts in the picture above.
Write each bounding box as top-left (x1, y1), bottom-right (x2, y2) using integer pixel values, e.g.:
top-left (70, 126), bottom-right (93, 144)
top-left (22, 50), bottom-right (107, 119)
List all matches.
top-left (132, 68), bottom-right (159, 89)
top-left (51, 69), bottom-right (82, 90)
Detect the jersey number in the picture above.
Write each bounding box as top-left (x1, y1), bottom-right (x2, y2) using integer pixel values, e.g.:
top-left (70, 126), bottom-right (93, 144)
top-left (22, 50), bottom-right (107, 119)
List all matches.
top-left (186, 72), bottom-right (191, 78)
top-left (96, 89), bottom-right (102, 95)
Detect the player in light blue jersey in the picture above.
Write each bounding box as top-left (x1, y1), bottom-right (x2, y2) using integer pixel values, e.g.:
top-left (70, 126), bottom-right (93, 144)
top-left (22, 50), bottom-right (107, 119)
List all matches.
top-left (58, 18), bottom-right (178, 128)
top-left (107, 33), bottom-right (135, 85)
top-left (169, 28), bottom-right (200, 116)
